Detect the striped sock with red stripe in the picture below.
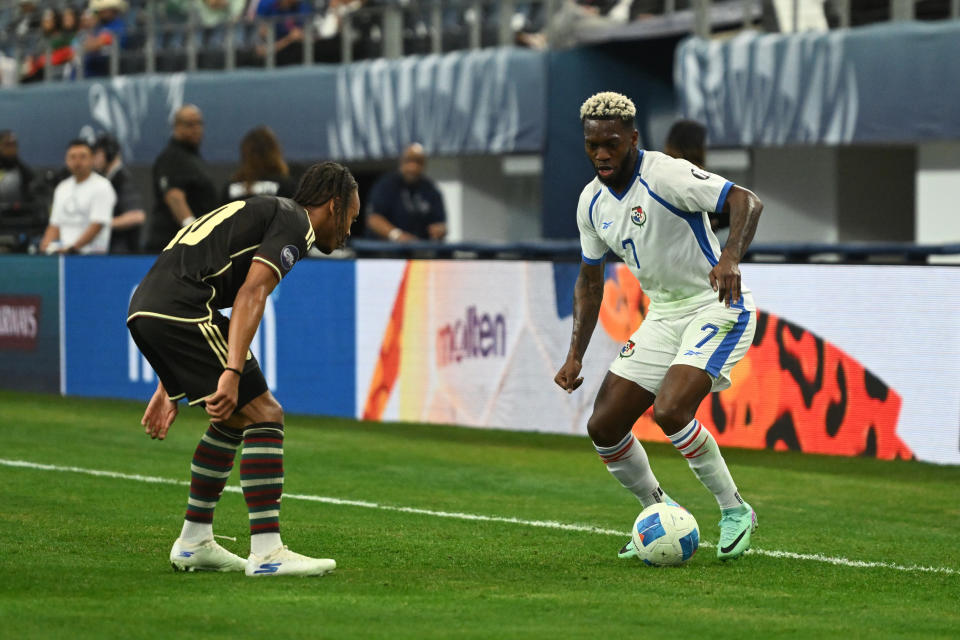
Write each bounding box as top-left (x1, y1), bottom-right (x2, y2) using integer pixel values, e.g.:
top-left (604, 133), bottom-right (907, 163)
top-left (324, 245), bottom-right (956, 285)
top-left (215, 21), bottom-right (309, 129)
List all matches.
top-left (670, 419), bottom-right (742, 509)
top-left (241, 422), bottom-right (285, 556)
top-left (179, 423), bottom-right (243, 544)
top-left (594, 432), bottom-right (665, 508)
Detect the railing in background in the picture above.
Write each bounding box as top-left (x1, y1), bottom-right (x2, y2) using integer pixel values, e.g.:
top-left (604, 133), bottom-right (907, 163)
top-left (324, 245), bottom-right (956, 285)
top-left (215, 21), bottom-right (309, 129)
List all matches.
top-left (344, 239), bottom-right (960, 264)
top-left (2, 0), bottom-right (958, 86)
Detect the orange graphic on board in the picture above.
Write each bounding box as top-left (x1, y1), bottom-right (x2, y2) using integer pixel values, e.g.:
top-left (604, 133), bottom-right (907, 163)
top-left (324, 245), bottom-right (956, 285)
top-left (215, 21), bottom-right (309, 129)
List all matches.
top-left (597, 264), bottom-right (912, 461)
top-left (362, 262), bottom-right (410, 421)
top-left (598, 263), bottom-right (650, 343)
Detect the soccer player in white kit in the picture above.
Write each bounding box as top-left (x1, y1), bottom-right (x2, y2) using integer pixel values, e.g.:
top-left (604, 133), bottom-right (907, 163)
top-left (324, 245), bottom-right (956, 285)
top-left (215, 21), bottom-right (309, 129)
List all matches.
top-left (554, 92), bottom-right (764, 561)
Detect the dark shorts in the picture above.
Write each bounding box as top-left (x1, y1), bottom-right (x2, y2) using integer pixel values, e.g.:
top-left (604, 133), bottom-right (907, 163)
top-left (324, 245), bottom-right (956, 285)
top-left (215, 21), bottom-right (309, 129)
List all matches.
top-left (127, 313), bottom-right (268, 410)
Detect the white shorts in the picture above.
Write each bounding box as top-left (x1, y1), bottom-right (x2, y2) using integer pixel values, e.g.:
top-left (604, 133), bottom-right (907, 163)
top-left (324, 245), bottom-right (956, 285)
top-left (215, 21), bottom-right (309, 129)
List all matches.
top-left (608, 294), bottom-right (756, 395)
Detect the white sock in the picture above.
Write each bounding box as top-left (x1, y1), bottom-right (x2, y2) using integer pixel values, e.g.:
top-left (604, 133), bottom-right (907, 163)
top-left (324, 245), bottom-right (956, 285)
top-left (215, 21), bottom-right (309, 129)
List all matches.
top-left (594, 432), bottom-right (666, 508)
top-left (670, 419), bottom-right (743, 510)
top-left (179, 520), bottom-right (213, 545)
top-left (250, 532), bottom-right (283, 557)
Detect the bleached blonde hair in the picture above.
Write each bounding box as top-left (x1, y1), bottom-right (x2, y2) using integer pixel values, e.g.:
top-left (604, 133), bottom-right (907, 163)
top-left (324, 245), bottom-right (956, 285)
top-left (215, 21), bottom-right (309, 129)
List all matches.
top-left (579, 92), bottom-right (636, 122)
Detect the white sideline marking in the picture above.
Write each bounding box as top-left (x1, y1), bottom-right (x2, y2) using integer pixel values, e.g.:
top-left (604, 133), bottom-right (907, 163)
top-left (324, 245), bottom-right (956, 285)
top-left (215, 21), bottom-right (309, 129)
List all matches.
top-left (2, 457), bottom-right (957, 576)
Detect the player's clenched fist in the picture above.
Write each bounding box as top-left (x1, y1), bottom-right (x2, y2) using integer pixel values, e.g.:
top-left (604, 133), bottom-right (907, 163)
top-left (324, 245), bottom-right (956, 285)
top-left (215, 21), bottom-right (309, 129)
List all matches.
top-left (205, 370), bottom-right (240, 421)
top-left (554, 357), bottom-right (585, 393)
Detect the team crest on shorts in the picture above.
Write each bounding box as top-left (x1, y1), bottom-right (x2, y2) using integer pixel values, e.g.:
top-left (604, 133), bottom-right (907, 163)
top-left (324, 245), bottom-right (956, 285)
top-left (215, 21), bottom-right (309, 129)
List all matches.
top-left (630, 206), bottom-right (646, 227)
top-left (619, 339), bottom-right (636, 358)
top-left (280, 245), bottom-right (299, 270)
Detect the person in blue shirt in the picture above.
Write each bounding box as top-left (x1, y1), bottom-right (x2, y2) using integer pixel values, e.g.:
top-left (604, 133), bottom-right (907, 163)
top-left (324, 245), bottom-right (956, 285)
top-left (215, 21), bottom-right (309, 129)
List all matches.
top-left (81, 0), bottom-right (128, 77)
top-left (366, 143), bottom-right (447, 243)
top-left (255, 0), bottom-right (310, 66)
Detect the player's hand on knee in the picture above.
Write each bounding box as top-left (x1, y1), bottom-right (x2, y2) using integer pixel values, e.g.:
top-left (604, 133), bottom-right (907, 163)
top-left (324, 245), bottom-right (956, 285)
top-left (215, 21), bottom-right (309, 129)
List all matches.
top-left (555, 357), bottom-right (584, 393)
top-left (205, 370), bottom-right (240, 421)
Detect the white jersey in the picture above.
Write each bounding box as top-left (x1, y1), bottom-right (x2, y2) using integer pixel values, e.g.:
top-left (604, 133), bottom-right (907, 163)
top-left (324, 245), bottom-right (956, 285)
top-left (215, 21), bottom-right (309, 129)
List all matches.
top-left (49, 173), bottom-right (115, 254)
top-left (577, 150), bottom-right (748, 316)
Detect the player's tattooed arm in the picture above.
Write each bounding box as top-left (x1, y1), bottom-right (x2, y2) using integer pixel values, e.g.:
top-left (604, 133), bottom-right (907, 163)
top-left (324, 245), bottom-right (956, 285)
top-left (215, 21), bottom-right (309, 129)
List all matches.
top-left (711, 186), bottom-right (763, 307)
top-left (555, 261), bottom-right (605, 393)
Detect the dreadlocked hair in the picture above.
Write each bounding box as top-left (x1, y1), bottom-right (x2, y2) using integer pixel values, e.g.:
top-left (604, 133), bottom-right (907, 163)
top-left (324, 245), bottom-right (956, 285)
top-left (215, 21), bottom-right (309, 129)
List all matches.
top-left (579, 91), bottom-right (637, 123)
top-left (293, 162), bottom-right (358, 227)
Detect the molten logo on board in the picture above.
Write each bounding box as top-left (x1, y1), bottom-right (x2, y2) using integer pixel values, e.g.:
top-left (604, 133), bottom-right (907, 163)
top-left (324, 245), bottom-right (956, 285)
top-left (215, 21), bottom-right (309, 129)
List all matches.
top-left (436, 306), bottom-right (506, 367)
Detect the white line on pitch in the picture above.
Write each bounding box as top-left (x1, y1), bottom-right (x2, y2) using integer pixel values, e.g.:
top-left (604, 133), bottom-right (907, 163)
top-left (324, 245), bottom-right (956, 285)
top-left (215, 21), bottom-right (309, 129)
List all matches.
top-left (1, 457), bottom-right (956, 576)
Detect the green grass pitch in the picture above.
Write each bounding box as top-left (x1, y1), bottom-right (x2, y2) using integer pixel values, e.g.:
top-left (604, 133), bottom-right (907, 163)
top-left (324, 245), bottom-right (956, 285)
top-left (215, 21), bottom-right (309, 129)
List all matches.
top-left (1, 390), bottom-right (958, 638)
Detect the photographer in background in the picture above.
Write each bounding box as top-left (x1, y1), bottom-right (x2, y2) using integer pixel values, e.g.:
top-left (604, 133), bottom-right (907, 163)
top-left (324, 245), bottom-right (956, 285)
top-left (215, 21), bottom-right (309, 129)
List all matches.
top-left (93, 133), bottom-right (145, 254)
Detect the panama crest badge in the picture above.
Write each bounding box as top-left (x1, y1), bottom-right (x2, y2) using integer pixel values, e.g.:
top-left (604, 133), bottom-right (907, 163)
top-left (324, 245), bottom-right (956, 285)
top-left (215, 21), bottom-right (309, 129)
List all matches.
top-left (630, 206), bottom-right (646, 227)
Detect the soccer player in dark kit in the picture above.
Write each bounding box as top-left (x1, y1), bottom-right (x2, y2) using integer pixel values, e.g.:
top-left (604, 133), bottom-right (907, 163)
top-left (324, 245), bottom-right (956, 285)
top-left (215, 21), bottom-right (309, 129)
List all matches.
top-left (127, 162), bottom-right (360, 577)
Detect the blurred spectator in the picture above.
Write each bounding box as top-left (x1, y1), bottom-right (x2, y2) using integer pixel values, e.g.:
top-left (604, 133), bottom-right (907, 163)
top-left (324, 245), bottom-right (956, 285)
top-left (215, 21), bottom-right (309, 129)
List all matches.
top-left (62, 6), bottom-right (80, 33)
top-left (366, 143), bottom-right (447, 242)
top-left (164, 0), bottom-right (247, 40)
top-left (69, 8), bottom-right (98, 61)
top-left (255, 0), bottom-right (309, 66)
top-left (663, 119), bottom-right (729, 232)
top-left (195, 0), bottom-right (248, 28)
top-left (80, 0), bottom-right (129, 77)
top-left (145, 104), bottom-right (218, 252)
top-left (93, 133), bottom-right (145, 254)
top-left (12, 1), bottom-right (42, 42)
top-left (313, 0), bottom-right (364, 61)
top-left (514, 3), bottom-right (548, 50)
top-left (0, 131), bottom-right (35, 213)
top-left (547, 0), bottom-right (633, 48)
top-left (0, 3), bottom-right (40, 85)
top-left (664, 119), bottom-right (706, 168)
top-left (39, 139), bottom-right (115, 255)
top-left (21, 8), bottom-right (76, 83)
top-left (0, 130), bottom-right (43, 251)
top-left (222, 125), bottom-right (296, 203)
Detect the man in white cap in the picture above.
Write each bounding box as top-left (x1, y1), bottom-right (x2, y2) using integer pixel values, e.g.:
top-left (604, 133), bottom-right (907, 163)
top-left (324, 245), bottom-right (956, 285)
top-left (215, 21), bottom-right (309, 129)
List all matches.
top-left (81, 0), bottom-right (128, 76)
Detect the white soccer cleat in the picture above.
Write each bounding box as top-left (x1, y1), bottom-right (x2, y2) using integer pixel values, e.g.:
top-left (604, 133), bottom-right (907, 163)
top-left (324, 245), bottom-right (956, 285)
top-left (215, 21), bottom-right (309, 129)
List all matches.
top-left (170, 538), bottom-right (247, 573)
top-left (245, 546), bottom-right (336, 577)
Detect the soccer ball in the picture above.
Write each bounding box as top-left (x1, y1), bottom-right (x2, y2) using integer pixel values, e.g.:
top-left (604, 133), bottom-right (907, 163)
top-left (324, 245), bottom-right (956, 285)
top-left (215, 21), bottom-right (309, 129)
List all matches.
top-left (631, 502), bottom-right (700, 567)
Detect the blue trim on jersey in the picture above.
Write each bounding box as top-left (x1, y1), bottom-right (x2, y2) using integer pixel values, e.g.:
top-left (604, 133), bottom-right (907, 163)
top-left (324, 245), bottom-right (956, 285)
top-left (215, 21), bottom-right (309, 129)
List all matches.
top-left (581, 253), bottom-right (603, 265)
top-left (687, 214), bottom-right (719, 267)
top-left (715, 181), bottom-right (734, 213)
top-left (605, 151), bottom-right (644, 201)
top-left (705, 309), bottom-right (751, 377)
top-left (587, 190), bottom-right (602, 228)
top-left (636, 174), bottom-right (719, 267)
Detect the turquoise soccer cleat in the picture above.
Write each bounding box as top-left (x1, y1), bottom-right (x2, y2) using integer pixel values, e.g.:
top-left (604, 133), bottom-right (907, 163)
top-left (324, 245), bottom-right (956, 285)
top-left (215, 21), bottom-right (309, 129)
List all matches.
top-left (716, 502), bottom-right (758, 561)
top-left (618, 539), bottom-right (638, 559)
